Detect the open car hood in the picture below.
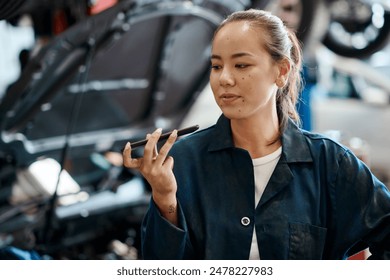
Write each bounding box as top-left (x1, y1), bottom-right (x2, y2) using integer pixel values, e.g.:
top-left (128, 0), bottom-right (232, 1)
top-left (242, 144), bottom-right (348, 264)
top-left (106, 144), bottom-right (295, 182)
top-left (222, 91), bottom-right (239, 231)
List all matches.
top-left (0, 0), bottom-right (237, 164)
top-left (0, 0), bottom-right (243, 248)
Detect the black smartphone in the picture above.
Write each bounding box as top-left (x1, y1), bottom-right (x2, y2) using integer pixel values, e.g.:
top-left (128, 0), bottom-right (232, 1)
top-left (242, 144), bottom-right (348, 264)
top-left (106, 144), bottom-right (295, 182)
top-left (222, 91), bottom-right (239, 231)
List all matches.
top-left (130, 125), bottom-right (200, 149)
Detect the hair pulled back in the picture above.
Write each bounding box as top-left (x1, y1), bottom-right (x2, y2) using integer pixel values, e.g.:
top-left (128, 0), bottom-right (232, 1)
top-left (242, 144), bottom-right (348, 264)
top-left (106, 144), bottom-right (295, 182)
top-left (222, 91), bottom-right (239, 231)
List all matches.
top-left (213, 9), bottom-right (303, 131)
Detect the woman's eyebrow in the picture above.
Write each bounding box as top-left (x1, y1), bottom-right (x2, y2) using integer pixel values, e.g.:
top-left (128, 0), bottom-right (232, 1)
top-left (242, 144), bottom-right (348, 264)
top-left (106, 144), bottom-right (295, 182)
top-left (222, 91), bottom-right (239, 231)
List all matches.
top-left (231, 52), bottom-right (252, 58)
top-left (211, 52), bottom-right (253, 60)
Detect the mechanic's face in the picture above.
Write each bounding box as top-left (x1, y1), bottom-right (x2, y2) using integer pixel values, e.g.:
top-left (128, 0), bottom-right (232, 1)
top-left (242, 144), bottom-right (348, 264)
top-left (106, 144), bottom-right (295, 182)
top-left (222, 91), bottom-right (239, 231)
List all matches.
top-left (210, 21), bottom-right (280, 121)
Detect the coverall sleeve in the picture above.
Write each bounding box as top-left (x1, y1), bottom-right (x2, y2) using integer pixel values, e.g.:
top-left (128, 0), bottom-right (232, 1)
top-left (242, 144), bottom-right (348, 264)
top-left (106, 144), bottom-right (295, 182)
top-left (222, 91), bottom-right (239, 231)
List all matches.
top-left (140, 198), bottom-right (195, 259)
top-left (334, 150), bottom-right (390, 259)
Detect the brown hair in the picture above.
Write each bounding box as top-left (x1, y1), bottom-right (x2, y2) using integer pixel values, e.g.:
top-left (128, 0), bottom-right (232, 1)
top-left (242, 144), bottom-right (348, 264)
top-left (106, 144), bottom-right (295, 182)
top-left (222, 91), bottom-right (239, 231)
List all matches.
top-left (213, 9), bottom-right (303, 132)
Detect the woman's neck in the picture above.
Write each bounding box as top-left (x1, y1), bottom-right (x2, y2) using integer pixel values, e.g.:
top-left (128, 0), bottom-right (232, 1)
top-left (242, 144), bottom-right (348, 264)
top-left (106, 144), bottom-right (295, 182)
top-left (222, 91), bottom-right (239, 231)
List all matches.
top-left (230, 114), bottom-right (281, 159)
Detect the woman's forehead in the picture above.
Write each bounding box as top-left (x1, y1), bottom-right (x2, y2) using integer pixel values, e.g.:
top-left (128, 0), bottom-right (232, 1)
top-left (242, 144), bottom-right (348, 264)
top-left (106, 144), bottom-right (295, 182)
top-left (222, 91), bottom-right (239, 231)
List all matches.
top-left (212, 21), bottom-right (267, 54)
top-left (215, 21), bottom-right (253, 38)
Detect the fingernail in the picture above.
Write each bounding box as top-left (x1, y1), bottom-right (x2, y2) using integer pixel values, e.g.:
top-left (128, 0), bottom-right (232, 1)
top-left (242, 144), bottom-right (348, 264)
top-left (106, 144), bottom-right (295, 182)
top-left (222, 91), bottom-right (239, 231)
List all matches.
top-left (155, 128), bottom-right (162, 134)
top-left (125, 142), bottom-right (130, 149)
top-left (171, 129), bottom-right (177, 137)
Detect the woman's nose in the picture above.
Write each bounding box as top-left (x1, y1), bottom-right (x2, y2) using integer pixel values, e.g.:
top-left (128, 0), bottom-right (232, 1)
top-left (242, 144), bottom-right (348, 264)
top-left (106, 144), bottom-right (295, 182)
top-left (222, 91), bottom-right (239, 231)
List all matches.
top-left (219, 68), bottom-right (235, 87)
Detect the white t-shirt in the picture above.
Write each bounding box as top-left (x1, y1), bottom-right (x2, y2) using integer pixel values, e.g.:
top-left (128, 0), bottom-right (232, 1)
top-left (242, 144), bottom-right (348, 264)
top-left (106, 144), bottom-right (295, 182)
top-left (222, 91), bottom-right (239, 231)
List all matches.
top-left (249, 146), bottom-right (282, 260)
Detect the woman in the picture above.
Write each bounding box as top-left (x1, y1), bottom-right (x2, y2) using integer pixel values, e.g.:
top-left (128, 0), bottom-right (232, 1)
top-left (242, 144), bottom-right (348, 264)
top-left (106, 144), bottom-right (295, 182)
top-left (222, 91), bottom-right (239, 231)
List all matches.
top-left (123, 9), bottom-right (390, 259)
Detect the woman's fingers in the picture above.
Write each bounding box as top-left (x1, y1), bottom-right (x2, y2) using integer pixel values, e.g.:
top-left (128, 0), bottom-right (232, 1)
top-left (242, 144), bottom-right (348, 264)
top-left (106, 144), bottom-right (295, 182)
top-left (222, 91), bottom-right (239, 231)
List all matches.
top-left (163, 156), bottom-right (174, 170)
top-left (146, 133), bottom-right (159, 159)
top-left (122, 128), bottom-right (178, 170)
top-left (143, 128), bottom-right (162, 165)
top-left (155, 130), bottom-right (177, 166)
top-left (122, 142), bottom-right (142, 168)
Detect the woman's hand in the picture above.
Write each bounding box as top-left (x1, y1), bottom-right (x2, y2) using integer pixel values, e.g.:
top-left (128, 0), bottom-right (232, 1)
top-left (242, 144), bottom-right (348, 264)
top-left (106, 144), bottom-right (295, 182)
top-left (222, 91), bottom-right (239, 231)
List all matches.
top-left (122, 128), bottom-right (179, 225)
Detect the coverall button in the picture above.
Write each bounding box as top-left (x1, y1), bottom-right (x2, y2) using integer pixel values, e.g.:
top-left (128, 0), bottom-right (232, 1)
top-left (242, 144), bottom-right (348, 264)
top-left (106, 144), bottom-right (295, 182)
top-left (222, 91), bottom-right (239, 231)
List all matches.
top-left (241, 217), bottom-right (250, 226)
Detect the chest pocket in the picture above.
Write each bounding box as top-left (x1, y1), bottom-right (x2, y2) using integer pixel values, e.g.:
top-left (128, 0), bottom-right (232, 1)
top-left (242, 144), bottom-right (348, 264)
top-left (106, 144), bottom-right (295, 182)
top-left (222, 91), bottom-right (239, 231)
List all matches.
top-left (288, 222), bottom-right (327, 260)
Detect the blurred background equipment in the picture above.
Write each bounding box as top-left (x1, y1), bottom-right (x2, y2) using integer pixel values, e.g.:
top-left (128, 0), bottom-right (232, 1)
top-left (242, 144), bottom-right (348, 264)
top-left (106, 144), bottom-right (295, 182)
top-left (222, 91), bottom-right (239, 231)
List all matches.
top-left (322, 0), bottom-right (390, 58)
top-left (0, 0), bottom-right (26, 20)
top-left (0, 0), bottom-right (229, 260)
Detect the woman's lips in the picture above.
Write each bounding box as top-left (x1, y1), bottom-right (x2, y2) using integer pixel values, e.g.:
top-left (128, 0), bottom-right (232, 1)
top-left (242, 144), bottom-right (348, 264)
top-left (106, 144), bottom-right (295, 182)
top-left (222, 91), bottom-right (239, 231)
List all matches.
top-left (220, 93), bottom-right (241, 103)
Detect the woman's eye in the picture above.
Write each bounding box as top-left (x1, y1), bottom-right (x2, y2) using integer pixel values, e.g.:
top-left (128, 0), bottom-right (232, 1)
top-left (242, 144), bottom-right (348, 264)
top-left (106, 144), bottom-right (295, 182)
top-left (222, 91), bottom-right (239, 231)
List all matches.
top-left (211, 64), bottom-right (221, 70)
top-left (236, 64), bottom-right (247, 68)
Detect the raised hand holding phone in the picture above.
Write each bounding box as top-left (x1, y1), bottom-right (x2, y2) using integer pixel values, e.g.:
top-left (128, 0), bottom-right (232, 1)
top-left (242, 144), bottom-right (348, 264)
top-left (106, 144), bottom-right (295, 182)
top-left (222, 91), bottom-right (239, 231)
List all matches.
top-left (122, 125), bottom-right (199, 226)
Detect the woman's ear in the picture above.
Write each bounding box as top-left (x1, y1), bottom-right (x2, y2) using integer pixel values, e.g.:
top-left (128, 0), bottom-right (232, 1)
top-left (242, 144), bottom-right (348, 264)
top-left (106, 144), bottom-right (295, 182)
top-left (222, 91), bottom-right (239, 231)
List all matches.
top-left (276, 58), bottom-right (291, 88)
